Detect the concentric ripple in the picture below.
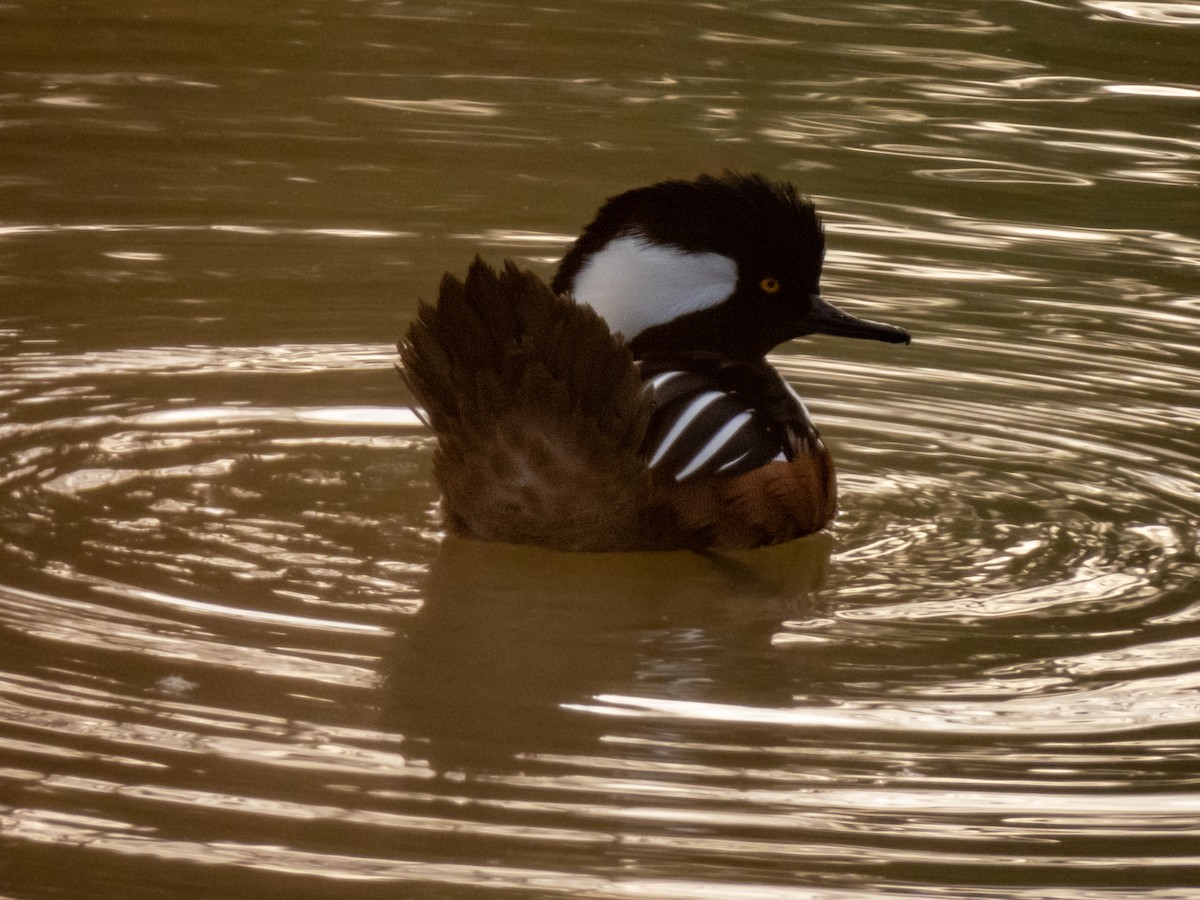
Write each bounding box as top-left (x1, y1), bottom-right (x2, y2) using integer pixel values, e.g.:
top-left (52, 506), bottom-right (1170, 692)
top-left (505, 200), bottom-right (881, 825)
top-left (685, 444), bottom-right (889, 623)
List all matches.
top-left (2, 292), bottom-right (1199, 892)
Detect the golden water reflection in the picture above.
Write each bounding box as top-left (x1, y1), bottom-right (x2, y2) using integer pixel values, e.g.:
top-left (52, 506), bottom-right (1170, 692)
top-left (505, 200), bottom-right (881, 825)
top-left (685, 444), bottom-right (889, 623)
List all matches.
top-left (2, 0), bottom-right (1200, 895)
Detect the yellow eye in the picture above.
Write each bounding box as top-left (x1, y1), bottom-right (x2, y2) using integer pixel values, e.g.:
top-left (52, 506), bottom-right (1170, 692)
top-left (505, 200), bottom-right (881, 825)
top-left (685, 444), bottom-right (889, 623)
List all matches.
top-left (759, 277), bottom-right (781, 294)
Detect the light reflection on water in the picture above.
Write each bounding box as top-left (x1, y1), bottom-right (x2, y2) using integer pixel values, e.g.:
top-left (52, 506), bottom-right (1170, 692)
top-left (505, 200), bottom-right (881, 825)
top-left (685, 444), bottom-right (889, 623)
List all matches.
top-left (2, 0), bottom-right (1200, 897)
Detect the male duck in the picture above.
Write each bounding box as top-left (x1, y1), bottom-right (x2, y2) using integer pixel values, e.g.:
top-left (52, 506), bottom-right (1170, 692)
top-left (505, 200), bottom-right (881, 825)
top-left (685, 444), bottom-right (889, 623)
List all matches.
top-left (399, 172), bottom-right (910, 552)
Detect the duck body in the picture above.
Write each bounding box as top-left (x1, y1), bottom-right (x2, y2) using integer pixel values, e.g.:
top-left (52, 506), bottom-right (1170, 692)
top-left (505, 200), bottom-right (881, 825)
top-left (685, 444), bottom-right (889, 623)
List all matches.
top-left (638, 353), bottom-right (838, 548)
top-left (399, 173), bottom-right (909, 552)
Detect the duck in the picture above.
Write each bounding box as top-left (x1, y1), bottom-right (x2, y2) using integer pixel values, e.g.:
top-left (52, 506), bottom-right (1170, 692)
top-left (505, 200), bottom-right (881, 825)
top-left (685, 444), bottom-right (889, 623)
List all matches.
top-left (398, 172), bottom-right (910, 552)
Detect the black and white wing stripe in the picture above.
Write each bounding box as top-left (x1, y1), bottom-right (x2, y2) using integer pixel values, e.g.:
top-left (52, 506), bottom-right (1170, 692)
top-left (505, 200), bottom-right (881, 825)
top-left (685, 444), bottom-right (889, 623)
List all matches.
top-left (641, 370), bottom-right (790, 482)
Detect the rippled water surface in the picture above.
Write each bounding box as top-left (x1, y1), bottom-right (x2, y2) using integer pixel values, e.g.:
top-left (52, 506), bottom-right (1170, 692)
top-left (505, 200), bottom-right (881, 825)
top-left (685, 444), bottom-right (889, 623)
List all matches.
top-left (2, 1), bottom-right (1199, 897)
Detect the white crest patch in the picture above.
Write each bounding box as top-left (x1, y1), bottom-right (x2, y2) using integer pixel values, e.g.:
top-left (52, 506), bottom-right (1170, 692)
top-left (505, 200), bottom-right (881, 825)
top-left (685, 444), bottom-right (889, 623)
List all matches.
top-left (569, 233), bottom-right (738, 340)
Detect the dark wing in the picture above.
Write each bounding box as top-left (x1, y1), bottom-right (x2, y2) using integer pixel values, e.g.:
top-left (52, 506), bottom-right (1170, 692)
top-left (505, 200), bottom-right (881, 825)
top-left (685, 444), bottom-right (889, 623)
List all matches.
top-left (398, 259), bottom-right (657, 551)
top-left (641, 370), bottom-right (791, 482)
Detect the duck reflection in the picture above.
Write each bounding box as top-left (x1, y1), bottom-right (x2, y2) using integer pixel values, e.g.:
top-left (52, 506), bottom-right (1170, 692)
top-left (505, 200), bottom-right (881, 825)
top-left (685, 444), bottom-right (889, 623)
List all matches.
top-left (382, 534), bottom-right (831, 773)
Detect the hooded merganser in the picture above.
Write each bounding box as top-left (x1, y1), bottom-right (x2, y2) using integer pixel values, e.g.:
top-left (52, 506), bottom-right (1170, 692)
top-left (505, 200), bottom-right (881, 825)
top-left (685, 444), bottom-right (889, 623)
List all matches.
top-left (399, 172), bottom-right (910, 552)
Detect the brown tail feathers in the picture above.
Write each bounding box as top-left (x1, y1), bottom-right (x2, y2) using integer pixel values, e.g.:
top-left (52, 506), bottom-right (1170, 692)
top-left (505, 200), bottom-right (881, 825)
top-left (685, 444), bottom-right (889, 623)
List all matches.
top-left (398, 259), bottom-right (661, 551)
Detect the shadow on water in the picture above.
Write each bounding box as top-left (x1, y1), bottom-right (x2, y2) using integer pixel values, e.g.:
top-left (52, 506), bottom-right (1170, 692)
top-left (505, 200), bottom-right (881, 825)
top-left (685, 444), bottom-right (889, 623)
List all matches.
top-left (384, 534), bottom-right (831, 773)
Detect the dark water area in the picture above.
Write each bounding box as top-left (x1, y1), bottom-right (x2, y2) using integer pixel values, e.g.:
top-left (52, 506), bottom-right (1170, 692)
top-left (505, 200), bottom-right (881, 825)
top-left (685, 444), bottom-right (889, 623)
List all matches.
top-left (2, 1), bottom-right (1199, 898)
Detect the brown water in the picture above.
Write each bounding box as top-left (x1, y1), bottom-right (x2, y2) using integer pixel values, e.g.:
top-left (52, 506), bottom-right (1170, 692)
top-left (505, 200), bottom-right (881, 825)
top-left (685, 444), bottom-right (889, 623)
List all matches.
top-left (2, 1), bottom-right (1199, 898)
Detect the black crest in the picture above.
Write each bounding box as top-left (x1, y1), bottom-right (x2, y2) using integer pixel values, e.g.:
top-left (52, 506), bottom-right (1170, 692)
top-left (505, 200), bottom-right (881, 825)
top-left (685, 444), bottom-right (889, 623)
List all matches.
top-left (552, 172), bottom-right (825, 297)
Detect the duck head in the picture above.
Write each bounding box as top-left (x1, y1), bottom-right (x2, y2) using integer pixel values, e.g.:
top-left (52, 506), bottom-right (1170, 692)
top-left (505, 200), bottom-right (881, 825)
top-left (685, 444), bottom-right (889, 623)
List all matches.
top-left (552, 172), bottom-right (911, 360)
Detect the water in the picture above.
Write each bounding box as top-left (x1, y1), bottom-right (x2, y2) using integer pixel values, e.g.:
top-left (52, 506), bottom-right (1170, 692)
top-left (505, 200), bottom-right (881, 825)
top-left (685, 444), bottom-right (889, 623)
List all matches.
top-left (2, 1), bottom-right (1199, 897)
